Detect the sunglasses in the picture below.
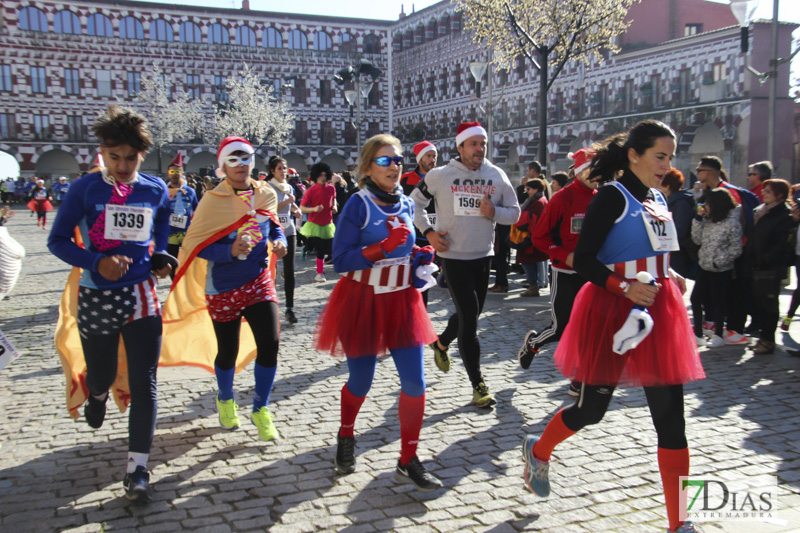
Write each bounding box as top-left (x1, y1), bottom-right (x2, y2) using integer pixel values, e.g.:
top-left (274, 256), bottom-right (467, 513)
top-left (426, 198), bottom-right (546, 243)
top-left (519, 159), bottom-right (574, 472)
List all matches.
top-left (222, 154), bottom-right (254, 167)
top-left (373, 156), bottom-right (404, 167)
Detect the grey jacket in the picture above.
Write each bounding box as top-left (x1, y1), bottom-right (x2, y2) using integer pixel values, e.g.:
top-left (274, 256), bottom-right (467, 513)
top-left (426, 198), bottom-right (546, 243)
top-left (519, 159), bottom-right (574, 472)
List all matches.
top-left (691, 206), bottom-right (743, 272)
top-left (409, 158), bottom-right (520, 260)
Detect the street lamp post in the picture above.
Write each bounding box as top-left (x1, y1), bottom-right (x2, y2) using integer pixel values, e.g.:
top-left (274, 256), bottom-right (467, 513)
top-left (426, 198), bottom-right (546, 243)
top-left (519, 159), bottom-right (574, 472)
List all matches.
top-left (334, 60), bottom-right (382, 161)
top-left (469, 54), bottom-right (504, 163)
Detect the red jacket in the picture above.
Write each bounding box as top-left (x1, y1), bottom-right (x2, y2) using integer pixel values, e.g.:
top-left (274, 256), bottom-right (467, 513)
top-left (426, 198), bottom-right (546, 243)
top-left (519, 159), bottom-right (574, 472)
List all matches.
top-left (515, 194), bottom-right (548, 263)
top-left (531, 179), bottom-right (596, 271)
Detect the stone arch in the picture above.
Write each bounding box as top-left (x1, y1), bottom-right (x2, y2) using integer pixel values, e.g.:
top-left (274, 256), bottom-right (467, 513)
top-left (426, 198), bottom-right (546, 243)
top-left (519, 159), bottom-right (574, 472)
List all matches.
top-left (524, 138), bottom-right (540, 164)
top-left (282, 150), bottom-right (311, 178)
top-left (556, 134), bottom-right (577, 160)
top-left (320, 152), bottom-right (347, 173)
top-left (687, 121), bottom-right (725, 154)
top-left (34, 148), bottom-right (80, 181)
top-left (141, 151), bottom-right (175, 176)
top-left (0, 147), bottom-right (21, 179)
top-left (0, 144), bottom-right (23, 164)
top-left (185, 150), bottom-right (217, 175)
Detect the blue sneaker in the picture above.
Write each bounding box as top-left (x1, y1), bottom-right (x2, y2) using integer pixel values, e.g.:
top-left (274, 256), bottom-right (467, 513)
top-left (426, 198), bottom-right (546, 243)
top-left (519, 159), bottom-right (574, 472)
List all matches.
top-left (522, 435), bottom-right (550, 497)
top-left (670, 521), bottom-right (703, 532)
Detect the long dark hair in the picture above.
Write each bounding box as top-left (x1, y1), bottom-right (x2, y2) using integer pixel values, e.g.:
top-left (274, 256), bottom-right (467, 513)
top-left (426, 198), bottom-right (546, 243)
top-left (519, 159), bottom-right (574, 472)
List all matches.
top-left (706, 188), bottom-right (736, 223)
top-left (267, 155), bottom-right (286, 181)
top-left (589, 120), bottom-right (676, 184)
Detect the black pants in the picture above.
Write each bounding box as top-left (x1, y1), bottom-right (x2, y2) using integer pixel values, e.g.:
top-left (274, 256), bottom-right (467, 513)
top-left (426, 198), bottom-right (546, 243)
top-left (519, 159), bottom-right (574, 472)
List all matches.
top-left (690, 268), bottom-right (731, 337)
top-left (786, 260), bottom-right (800, 318)
top-left (212, 301), bottom-right (280, 370)
top-left (80, 316), bottom-right (162, 454)
top-left (281, 235), bottom-right (296, 308)
top-left (529, 269), bottom-right (586, 351)
top-left (307, 236), bottom-right (332, 261)
top-left (563, 383), bottom-right (687, 450)
top-left (439, 257), bottom-right (491, 387)
top-left (492, 225), bottom-right (510, 286)
top-left (753, 270), bottom-right (782, 344)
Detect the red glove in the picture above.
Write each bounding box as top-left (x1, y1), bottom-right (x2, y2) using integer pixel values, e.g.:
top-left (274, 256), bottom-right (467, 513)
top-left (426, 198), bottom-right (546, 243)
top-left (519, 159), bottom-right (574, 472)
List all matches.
top-left (381, 224), bottom-right (411, 254)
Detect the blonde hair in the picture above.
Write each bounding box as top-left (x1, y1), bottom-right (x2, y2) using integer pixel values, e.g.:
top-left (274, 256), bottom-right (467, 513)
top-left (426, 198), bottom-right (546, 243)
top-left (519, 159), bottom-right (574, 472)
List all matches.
top-left (357, 134), bottom-right (403, 189)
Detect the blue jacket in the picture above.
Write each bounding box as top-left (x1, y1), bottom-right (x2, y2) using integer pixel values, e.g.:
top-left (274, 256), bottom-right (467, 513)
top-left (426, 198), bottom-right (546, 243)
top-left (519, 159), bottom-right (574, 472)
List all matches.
top-left (48, 172), bottom-right (171, 289)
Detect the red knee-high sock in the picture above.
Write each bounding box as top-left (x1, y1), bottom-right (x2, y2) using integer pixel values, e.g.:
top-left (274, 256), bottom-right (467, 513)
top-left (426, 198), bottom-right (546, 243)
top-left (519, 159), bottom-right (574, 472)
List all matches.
top-left (658, 447), bottom-right (689, 532)
top-left (340, 383), bottom-right (366, 438)
top-left (316, 258), bottom-right (324, 274)
top-left (399, 391), bottom-right (425, 466)
top-left (533, 409), bottom-right (577, 461)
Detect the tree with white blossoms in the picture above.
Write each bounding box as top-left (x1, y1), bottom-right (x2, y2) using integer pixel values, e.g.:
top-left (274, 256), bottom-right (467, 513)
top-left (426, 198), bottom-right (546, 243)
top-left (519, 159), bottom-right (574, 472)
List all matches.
top-left (132, 63), bottom-right (207, 176)
top-left (212, 63), bottom-right (294, 154)
top-left (455, 0), bottom-right (639, 163)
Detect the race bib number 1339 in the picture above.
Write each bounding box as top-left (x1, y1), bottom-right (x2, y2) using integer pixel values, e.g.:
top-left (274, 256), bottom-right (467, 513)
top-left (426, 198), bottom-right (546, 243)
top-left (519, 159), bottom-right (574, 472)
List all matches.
top-left (104, 204), bottom-right (153, 242)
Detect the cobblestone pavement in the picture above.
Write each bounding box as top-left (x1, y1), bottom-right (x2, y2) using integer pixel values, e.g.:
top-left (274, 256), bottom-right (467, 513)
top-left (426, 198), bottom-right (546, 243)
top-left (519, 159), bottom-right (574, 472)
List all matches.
top-left (1, 209), bottom-right (799, 533)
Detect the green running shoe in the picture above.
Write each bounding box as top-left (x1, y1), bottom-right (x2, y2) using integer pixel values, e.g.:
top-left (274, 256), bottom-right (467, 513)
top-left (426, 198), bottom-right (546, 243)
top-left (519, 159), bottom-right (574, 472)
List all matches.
top-left (472, 381), bottom-right (496, 408)
top-left (251, 407), bottom-right (279, 441)
top-left (216, 395), bottom-right (240, 429)
top-left (430, 341), bottom-right (450, 373)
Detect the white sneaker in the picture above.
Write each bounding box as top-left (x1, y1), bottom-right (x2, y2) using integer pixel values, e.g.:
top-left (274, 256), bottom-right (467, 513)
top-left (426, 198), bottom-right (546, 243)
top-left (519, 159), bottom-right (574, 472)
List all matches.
top-left (707, 335), bottom-right (725, 348)
top-left (723, 330), bottom-right (747, 345)
top-left (315, 273), bottom-right (326, 282)
top-left (702, 321), bottom-right (715, 337)
top-left (695, 336), bottom-right (707, 347)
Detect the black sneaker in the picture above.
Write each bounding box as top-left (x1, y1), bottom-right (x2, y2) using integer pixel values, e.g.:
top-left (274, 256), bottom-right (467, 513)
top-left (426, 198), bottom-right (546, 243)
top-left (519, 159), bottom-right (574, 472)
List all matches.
top-left (123, 466), bottom-right (153, 503)
top-left (334, 431), bottom-right (356, 474)
top-left (285, 309), bottom-right (298, 324)
top-left (394, 457), bottom-right (443, 492)
top-left (85, 393), bottom-right (108, 429)
top-left (517, 330), bottom-right (540, 370)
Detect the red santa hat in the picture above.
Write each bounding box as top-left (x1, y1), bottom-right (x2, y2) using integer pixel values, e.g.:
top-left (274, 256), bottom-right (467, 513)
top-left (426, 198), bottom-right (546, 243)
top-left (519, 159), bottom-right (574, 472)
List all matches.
top-left (413, 141), bottom-right (437, 164)
top-left (568, 148), bottom-right (596, 176)
top-left (287, 167), bottom-right (299, 177)
top-left (455, 121), bottom-right (487, 147)
top-left (216, 136), bottom-right (254, 178)
top-left (170, 152), bottom-right (184, 168)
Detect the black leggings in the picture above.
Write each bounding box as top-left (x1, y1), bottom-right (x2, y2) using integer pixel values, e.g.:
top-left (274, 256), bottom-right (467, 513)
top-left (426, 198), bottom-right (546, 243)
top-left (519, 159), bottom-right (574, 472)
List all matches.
top-left (307, 236), bottom-right (332, 261)
top-left (562, 383), bottom-right (687, 449)
top-left (212, 301), bottom-right (280, 370)
top-left (439, 257), bottom-right (492, 387)
top-left (282, 235), bottom-right (296, 307)
top-left (690, 268), bottom-right (731, 337)
top-left (80, 315), bottom-right (162, 454)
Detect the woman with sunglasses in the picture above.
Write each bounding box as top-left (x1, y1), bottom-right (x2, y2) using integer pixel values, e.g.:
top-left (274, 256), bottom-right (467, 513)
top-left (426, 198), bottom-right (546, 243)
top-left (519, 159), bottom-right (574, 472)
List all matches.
top-left (163, 136), bottom-right (287, 441)
top-left (315, 134), bottom-right (442, 492)
top-left (266, 155), bottom-right (302, 323)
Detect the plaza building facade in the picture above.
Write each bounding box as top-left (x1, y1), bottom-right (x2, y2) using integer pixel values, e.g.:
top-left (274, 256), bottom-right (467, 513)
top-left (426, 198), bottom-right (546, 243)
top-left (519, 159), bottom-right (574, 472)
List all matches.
top-left (0, 0), bottom-right (797, 185)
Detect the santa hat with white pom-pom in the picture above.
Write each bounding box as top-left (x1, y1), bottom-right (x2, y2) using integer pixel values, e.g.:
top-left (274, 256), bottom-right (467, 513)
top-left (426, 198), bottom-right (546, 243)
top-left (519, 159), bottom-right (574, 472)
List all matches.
top-left (216, 136), bottom-right (255, 178)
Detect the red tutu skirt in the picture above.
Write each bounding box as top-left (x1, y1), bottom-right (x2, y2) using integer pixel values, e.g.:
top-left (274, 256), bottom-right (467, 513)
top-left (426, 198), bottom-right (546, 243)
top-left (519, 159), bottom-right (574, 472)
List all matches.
top-left (554, 277), bottom-right (705, 387)
top-left (314, 276), bottom-right (437, 358)
top-left (27, 199), bottom-right (53, 213)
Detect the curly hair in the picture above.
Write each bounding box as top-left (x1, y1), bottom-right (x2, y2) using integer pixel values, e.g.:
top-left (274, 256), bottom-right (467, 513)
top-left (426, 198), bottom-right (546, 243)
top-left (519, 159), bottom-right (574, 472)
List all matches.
top-left (91, 105), bottom-right (153, 153)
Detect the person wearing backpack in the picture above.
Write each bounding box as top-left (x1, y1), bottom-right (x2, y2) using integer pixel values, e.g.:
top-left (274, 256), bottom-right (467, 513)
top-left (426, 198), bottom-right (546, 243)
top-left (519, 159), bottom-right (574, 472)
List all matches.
top-left (513, 178), bottom-right (548, 297)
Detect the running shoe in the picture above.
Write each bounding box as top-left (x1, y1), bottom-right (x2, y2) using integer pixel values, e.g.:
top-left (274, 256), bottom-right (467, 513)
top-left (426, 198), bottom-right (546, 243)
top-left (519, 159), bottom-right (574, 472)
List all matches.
top-left (669, 520), bottom-right (703, 532)
top-left (394, 457), bottom-right (442, 492)
top-left (472, 381), bottom-right (496, 408)
top-left (567, 382), bottom-right (581, 397)
top-left (285, 309), bottom-right (298, 324)
top-left (780, 316), bottom-right (792, 331)
top-left (517, 330), bottom-right (540, 370)
top-left (430, 341), bottom-right (450, 373)
top-left (701, 321), bottom-right (715, 337)
top-left (334, 430), bottom-right (356, 474)
top-left (315, 273), bottom-right (326, 282)
top-left (522, 435), bottom-right (550, 497)
top-left (251, 407), bottom-right (279, 441)
top-left (752, 340), bottom-right (775, 355)
top-left (723, 330), bottom-right (748, 345)
top-left (695, 335), bottom-right (707, 347)
top-left (706, 335), bottom-right (725, 348)
top-left (216, 396), bottom-right (240, 429)
top-left (84, 393), bottom-right (108, 429)
top-left (123, 466), bottom-right (153, 503)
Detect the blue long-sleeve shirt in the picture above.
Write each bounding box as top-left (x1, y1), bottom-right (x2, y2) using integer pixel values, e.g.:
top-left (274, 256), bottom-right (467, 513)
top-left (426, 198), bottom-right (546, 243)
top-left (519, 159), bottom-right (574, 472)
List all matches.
top-left (48, 171), bottom-right (171, 289)
top-left (198, 216), bottom-right (287, 295)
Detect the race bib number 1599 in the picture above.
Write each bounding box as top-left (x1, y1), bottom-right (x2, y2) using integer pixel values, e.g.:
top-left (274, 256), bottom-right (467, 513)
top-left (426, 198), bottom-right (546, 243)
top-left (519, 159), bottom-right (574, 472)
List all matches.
top-left (453, 191), bottom-right (483, 216)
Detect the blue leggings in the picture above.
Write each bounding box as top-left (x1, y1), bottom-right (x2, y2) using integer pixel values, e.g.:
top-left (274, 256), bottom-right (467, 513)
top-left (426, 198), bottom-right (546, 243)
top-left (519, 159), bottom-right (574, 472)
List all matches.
top-left (346, 345), bottom-right (425, 398)
top-left (79, 315), bottom-right (161, 454)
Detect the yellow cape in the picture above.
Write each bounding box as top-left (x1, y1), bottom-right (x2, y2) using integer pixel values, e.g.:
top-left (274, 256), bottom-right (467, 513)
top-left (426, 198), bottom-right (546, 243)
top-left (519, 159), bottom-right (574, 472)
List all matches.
top-left (55, 179), bottom-right (278, 418)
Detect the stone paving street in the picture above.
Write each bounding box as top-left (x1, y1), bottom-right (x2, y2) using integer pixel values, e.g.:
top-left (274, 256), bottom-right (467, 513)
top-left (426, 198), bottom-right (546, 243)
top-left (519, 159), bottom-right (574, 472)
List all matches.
top-left (1, 208), bottom-right (799, 532)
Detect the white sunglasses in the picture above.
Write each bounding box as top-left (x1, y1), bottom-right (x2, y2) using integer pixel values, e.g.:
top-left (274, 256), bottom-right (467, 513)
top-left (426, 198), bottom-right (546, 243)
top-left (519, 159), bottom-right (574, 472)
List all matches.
top-left (222, 154), bottom-right (254, 167)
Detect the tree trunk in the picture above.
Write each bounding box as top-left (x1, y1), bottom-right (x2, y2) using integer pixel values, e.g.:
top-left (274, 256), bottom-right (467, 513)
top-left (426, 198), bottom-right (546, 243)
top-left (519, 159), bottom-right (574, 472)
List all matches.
top-left (537, 46), bottom-right (548, 165)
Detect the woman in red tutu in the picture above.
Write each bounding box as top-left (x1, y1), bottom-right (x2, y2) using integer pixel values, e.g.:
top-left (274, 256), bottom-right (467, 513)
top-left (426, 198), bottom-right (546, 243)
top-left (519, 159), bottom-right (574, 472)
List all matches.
top-left (315, 133), bottom-right (442, 492)
top-left (522, 120), bottom-right (705, 533)
top-left (27, 179), bottom-right (53, 230)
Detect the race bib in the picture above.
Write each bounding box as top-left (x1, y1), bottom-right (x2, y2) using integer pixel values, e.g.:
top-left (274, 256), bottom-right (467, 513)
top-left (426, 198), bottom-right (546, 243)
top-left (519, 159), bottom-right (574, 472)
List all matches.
top-left (427, 213), bottom-right (437, 227)
top-left (103, 204), bottom-right (153, 242)
top-left (169, 213), bottom-right (187, 229)
top-left (570, 216), bottom-right (584, 234)
top-left (0, 328), bottom-right (20, 371)
top-left (278, 214), bottom-right (291, 228)
top-left (641, 201), bottom-right (678, 252)
top-left (454, 191), bottom-right (483, 216)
